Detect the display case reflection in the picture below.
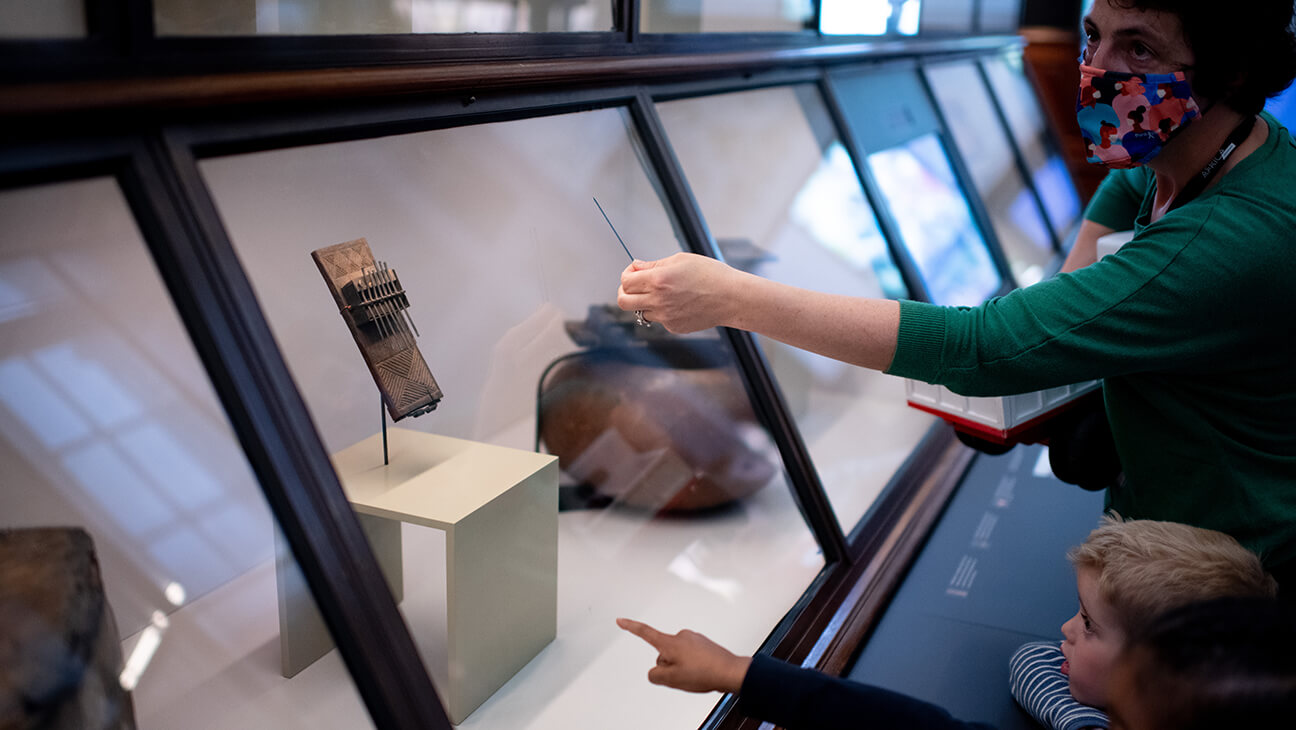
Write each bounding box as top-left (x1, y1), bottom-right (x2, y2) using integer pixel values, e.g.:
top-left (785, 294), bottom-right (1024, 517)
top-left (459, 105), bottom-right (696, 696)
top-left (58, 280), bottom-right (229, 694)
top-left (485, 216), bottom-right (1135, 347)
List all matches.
top-left (982, 52), bottom-right (1083, 242)
top-left (198, 104), bottom-right (823, 728)
top-left (0, 177), bottom-right (373, 729)
top-left (925, 60), bottom-right (1056, 286)
top-left (538, 305), bottom-right (776, 512)
top-left (654, 83), bottom-right (937, 535)
top-left (153, 0), bottom-right (614, 36)
top-left (866, 132), bottom-right (1003, 306)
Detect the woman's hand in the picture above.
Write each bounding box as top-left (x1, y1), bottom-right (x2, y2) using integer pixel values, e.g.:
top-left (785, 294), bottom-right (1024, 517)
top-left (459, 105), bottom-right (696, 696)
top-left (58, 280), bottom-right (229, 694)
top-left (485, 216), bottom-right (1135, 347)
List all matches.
top-left (617, 251), bottom-right (900, 371)
top-left (617, 617), bottom-right (751, 694)
top-left (617, 252), bottom-right (748, 333)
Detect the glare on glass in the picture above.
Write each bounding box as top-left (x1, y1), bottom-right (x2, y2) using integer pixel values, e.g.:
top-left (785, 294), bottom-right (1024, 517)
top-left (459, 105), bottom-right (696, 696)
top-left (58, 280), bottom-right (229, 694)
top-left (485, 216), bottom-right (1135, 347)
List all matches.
top-left (867, 133), bottom-right (1003, 306)
top-left (926, 61), bottom-right (1055, 286)
top-left (657, 85), bottom-right (935, 536)
top-left (918, 0), bottom-right (974, 35)
top-left (982, 52), bottom-right (1083, 237)
top-left (198, 105), bottom-right (824, 729)
top-left (154, 0), bottom-right (614, 36)
top-left (821, 0), bottom-right (921, 36)
top-left (0, 178), bottom-right (376, 729)
top-left (642, 0), bottom-right (814, 33)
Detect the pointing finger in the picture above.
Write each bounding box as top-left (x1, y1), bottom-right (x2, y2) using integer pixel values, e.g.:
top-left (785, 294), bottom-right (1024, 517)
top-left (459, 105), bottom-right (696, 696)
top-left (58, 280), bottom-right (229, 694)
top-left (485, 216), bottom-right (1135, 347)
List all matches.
top-left (617, 617), bottom-right (670, 650)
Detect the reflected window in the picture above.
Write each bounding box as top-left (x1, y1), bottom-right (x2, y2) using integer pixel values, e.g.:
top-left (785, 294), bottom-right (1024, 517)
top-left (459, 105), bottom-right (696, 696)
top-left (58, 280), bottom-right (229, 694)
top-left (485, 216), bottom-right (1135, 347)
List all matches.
top-left (154, 0), bottom-right (614, 36)
top-left (866, 133), bottom-right (1003, 306)
top-left (658, 85), bottom-right (934, 535)
top-left (926, 60), bottom-right (1055, 286)
top-left (982, 51), bottom-right (1083, 238)
top-left (0, 177), bottom-right (375, 728)
top-left (0, 0), bottom-right (85, 38)
top-left (821, 0), bottom-right (896, 36)
top-left (978, 0), bottom-right (1022, 33)
top-left (918, 0), bottom-right (973, 35)
top-left (199, 105), bottom-right (824, 727)
top-left (642, 0), bottom-right (814, 33)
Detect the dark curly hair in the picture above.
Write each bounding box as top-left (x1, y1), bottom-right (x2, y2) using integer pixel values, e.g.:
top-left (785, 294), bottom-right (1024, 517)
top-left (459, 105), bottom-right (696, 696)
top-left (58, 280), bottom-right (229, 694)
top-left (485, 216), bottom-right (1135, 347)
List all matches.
top-left (1111, 0), bottom-right (1296, 114)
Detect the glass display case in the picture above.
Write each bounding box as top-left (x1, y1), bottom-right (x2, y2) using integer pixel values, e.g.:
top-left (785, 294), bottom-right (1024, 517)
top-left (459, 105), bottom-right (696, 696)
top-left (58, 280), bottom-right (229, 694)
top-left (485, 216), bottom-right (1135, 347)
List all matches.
top-left (925, 59), bottom-right (1057, 286)
top-left (1, 3), bottom-right (1057, 727)
top-left (195, 105), bottom-right (824, 728)
top-left (918, 0), bottom-right (974, 35)
top-left (656, 83), bottom-right (935, 539)
top-left (830, 64), bottom-right (1009, 304)
top-left (981, 49), bottom-right (1084, 244)
top-left (642, 0), bottom-right (814, 33)
top-left (978, 0), bottom-right (1023, 34)
top-left (820, 0), bottom-right (920, 36)
top-left (0, 0), bottom-right (85, 38)
top-left (153, 0), bottom-right (615, 35)
top-left (0, 175), bottom-right (376, 729)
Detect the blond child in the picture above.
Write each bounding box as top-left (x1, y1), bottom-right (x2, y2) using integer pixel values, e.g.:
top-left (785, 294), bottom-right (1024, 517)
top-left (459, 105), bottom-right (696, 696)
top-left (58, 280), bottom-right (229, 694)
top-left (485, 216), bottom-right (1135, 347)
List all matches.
top-left (618, 517), bottom-right (1275, 730)
top-left (1008, 516), bottom-right (1277, 730)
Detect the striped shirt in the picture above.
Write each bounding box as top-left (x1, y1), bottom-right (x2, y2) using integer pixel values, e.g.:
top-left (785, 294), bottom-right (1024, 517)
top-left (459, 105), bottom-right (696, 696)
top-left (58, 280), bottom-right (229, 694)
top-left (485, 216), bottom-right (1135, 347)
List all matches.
top-left (1008, 641), bottom-right (1109, 730)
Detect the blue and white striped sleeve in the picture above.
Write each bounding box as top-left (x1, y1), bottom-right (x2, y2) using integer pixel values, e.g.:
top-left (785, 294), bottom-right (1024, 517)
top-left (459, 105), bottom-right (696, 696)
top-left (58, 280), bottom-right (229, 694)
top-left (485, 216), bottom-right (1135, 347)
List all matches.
top-left (1008, 641), bottom-right (1109, 730)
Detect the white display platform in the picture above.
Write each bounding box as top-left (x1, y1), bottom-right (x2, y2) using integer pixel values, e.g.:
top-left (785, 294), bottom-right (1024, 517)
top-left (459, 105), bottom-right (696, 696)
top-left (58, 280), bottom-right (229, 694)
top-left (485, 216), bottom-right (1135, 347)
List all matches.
top-left (276, 428), bottom-right (559, 723)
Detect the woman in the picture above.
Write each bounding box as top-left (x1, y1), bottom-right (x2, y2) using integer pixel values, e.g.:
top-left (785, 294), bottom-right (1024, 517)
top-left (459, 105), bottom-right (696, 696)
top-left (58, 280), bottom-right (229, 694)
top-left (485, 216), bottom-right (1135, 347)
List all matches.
top-left (618, 1), bottom-right (1296, 586)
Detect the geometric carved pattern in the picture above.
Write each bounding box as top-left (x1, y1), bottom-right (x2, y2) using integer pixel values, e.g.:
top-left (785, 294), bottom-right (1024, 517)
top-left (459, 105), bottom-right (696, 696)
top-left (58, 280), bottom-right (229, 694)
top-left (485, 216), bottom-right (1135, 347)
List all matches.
top-left (311, 238), bottom-right (442, 421)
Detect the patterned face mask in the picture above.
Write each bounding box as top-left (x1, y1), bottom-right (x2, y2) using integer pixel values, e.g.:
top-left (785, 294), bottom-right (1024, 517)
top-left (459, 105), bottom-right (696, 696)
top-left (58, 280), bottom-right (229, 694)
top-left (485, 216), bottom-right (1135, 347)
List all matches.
top-left (1076, 59), bottom-right (1202, 168)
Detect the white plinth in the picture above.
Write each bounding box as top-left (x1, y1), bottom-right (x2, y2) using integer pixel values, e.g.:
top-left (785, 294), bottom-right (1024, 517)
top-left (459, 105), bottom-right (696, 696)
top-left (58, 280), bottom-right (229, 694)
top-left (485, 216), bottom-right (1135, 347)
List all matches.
top-left (276, 428), bottom-right (558, 724)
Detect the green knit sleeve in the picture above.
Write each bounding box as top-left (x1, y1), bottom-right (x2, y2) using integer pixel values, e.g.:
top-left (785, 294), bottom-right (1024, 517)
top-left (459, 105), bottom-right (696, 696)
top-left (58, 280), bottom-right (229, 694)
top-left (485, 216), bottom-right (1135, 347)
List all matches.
top-left (885, 299), bottom-right (948, 383)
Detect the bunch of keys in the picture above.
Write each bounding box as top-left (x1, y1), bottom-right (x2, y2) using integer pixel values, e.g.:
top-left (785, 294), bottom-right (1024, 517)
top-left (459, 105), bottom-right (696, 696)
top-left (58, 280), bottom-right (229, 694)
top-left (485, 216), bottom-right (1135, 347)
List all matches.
top-left (594, 197), bottom-right (649, 327)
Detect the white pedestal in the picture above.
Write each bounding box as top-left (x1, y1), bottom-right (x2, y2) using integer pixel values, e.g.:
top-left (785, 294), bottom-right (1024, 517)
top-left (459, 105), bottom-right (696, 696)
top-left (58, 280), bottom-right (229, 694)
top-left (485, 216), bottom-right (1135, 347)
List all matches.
top-left (276, 428), bottom-right (559, 724)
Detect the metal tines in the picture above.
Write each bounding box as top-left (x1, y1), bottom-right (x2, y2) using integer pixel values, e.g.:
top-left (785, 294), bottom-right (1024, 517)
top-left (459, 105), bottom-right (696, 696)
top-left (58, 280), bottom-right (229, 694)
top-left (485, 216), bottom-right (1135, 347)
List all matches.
top-left (360, 262), bottom-right (421, 346)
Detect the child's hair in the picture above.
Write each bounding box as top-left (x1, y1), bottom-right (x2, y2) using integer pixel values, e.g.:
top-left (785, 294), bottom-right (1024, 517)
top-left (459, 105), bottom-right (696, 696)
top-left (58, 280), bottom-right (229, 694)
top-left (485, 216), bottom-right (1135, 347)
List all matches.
top-left (1115, 596), bottom-right (1296, 730)
top-left (1067, 514), bottom-right (1276, 637)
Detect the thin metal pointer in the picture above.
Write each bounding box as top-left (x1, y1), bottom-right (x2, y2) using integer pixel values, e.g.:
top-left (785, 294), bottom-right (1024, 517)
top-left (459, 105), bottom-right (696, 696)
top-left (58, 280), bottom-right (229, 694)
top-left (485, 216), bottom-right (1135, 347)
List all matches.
top-left (593, 197), bottom-right (648, 326)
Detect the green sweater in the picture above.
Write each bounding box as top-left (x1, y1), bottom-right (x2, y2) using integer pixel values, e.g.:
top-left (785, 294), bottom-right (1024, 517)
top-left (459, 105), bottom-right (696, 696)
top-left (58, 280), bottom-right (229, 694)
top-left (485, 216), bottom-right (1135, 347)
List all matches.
top-left (888, 112), bottom-right (1296, 569)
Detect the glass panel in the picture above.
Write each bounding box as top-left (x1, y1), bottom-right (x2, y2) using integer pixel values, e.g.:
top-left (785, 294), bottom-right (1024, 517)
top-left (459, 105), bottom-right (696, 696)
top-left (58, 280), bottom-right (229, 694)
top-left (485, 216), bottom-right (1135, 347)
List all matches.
top-left (918, 0), bottom-right (973, 35)
top-left (866, 133), bottom-right (1003, 306)
top-left (154, 0), bottom-right (614, 36)
top-left (657, 85), bottom-right (935, 535)
top-left (643, 0), bottom-right (813, 33)
top-left (0, 0), bottom-right (86, 38)
top-left (978, 0), bottom-right (1022, 33)
top-left (198, 106), bottom-right (824, 728)
top-left (820, 0), bottom-right (919, 36)
top-left (0, 178), bottom-right (375, 728)
top-left (982, 51), bottom-right (1083, 238)
top-left (926, 61), bottom-right (1055, 286)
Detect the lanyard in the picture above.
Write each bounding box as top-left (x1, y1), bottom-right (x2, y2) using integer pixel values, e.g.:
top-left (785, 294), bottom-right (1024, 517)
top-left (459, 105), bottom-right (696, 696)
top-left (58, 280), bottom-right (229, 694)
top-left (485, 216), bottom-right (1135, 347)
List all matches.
top-left (1168, 115), bottom-right (1257, 211)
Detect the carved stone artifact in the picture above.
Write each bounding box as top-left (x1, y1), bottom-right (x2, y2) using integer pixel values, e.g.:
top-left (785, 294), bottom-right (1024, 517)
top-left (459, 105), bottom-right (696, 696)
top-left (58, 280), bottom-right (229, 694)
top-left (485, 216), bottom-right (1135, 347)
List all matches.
top-left (0, 527), bottom-right (136, 730)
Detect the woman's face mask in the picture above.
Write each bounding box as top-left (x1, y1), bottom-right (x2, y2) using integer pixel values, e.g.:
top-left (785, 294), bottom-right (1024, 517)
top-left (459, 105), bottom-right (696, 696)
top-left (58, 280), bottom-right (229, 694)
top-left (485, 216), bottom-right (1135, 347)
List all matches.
top-left (1076, 59), bottom-right (1202, 168)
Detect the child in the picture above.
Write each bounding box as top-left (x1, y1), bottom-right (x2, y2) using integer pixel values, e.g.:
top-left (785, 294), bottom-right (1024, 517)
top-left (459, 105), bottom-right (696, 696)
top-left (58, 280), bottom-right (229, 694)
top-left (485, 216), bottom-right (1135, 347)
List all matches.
top-left (618, 518), bottom-right (1274, 730)
top-left (615, 617), bottom-right (993, 730)
top-left (1106, 595), bottom-right (1296, 730)
top-left (1008, 516), bottom-right (1277, 730)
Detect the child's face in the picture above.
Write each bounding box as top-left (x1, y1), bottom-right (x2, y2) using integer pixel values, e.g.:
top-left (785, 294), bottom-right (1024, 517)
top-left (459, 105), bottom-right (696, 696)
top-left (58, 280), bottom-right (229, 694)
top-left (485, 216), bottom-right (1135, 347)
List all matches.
top-left (1060, 566), bottom-right (1127, 707)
